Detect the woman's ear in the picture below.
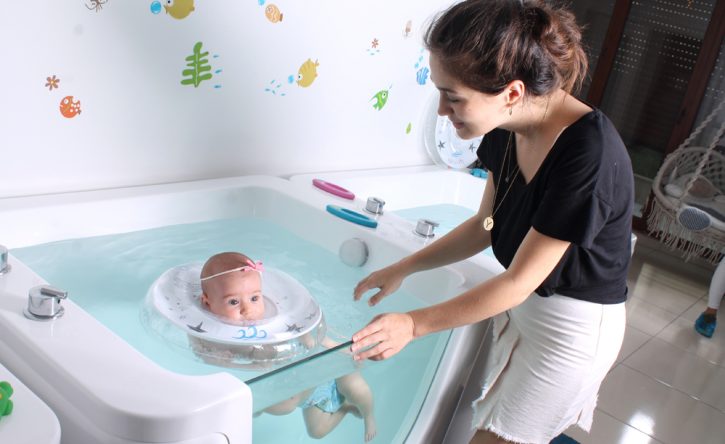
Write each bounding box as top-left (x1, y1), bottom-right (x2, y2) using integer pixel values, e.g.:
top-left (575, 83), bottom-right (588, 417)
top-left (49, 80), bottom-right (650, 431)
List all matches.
top-left (504, 80), bottom-right (526, 110)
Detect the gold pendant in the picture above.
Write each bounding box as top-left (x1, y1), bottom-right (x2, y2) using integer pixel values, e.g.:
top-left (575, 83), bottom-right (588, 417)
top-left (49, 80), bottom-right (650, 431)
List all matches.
top-left (483, 216), bottom-right (494, 231)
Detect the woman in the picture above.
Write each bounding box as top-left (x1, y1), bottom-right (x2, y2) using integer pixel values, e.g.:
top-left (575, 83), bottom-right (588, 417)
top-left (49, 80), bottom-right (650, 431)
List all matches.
top-left (350, 1), bottom-right (634, 443)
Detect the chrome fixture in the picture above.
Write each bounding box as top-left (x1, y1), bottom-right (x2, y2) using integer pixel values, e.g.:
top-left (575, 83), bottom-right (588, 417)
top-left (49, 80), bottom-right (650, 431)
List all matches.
top-left (414, 219), bottom-right (439, 238)
top-left (0, 245), bottom-right (10, 275)
top-left (339, 238), bottom-right (369, 267)
top-left (364, 197), bottom-right (386, 215)
top-left (24, 285), bottom-right (68, 321)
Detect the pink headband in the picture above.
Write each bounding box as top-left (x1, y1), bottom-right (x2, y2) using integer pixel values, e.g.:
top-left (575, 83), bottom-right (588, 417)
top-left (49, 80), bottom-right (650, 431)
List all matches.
top-left (200, 259), bottom-right (264, 282)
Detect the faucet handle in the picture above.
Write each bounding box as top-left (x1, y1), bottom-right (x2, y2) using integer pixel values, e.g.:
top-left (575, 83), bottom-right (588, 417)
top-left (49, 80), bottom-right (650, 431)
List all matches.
top-left (364, 197), bottom-right (386, 215)
top-left (25, 285), bottom-right (68, 321)
top-left (0, 245), bottom-right (10, 275)
top-left (414, 219), bottom-right (440, 238)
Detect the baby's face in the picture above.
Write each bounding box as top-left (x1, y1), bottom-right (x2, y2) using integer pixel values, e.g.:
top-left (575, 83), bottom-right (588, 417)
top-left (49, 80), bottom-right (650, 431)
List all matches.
top-left (202, 271), bottom-right (264, 322)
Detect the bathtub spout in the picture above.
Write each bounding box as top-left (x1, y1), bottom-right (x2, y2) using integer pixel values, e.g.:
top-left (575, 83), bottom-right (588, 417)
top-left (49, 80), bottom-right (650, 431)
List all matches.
top-left (24, 285), bottom-right (67, 321)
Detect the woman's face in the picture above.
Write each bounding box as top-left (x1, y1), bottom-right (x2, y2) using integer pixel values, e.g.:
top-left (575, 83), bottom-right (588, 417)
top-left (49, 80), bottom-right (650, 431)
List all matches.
top-left (429, 54), bottom-right (508, 139)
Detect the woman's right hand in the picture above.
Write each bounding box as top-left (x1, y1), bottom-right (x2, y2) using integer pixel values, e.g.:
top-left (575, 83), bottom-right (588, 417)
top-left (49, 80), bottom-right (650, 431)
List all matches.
top-left (353, 262), bottom-right (408, 307)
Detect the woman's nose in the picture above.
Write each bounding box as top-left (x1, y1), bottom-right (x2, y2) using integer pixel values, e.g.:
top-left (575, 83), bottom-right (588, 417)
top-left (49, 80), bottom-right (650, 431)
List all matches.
top-left (437, 96), bottom-right (450, 117)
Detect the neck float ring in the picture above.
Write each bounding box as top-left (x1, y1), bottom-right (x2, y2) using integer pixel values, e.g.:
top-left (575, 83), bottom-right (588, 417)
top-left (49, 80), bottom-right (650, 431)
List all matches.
top-left (142, 262), bottom-right (326, 369)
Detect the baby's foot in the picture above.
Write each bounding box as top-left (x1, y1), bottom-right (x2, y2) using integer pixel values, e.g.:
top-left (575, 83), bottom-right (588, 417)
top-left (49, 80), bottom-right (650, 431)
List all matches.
top-left (364, 414), bottom-right (377, 442)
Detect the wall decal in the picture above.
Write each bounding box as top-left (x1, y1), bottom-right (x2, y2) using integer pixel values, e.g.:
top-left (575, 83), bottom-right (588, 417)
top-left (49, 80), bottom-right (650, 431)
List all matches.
top-left (370, 86), bottom-right (391, 111)
top-left (296, 59), bottom-right (319, 88)
top-left (366, 38), bottom-right (381, 56)
top-left (85, 0), bottom-right (108, 13)
top-left (265, 4), bottom-right (283, 23)
top-left (150, 1), bottom-right (162, 14)
top-left (164, 0), bottom-right (195, 20)
top-left (45, 75), bottom-right (60, 91)
top-left (181, 42), bottom-right (213, 87)
top-left (414, 48), bottom-right (429, 85)
top-left (59, 96), bottom-right (81, 118)
top-left (403, 20), bottom-right (412, 38)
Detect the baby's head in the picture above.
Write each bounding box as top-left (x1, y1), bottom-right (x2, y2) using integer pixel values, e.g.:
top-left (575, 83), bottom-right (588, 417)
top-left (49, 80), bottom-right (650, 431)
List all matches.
top-left (200, 252), bottom-right (265, 322)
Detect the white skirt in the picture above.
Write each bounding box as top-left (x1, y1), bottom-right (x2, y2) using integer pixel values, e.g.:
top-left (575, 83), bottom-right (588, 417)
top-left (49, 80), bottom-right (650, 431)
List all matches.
top-left (471, 293), bottom-right (625, 444)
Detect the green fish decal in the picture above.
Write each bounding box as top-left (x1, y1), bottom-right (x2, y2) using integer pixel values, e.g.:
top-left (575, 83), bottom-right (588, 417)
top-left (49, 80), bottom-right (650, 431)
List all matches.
top-left (371, 86), bottom-right (391, 110)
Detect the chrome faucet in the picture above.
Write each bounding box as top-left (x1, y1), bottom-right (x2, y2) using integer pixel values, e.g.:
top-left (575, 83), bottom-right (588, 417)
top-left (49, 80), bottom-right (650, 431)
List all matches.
top-left (25, 285), bottom-right (67, 321)
top-left (364, 197), bottom-right (385, 215)
top-left (0, 245), bottom-right (10, 275)
top-left (414, 219), bottom-right (440, 238)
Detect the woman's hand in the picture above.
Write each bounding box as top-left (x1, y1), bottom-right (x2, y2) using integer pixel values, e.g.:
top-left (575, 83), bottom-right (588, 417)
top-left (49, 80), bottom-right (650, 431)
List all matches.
top-left (353, 262), bottom-right (408, 306)
top-left (351, 313), bottom-right (415, 361)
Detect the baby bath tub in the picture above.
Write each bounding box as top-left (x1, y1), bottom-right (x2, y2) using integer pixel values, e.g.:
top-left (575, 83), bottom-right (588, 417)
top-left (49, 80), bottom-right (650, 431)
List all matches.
top-left (0, 175), bottom-right (500, 444)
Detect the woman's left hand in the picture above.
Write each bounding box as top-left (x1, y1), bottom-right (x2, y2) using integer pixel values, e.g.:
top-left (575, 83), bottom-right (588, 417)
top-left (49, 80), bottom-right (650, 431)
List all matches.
top-left (351, 312), bottom-right (415, 361)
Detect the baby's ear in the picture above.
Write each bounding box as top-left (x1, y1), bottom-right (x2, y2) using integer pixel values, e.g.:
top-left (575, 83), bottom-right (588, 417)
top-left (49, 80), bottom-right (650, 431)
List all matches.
top-left (201, 293), bottom-right (210, 307)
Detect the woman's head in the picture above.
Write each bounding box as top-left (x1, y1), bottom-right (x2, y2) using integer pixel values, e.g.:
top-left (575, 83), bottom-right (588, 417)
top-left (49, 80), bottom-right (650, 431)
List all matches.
top-left (424, 0), bottom-right (588, 98)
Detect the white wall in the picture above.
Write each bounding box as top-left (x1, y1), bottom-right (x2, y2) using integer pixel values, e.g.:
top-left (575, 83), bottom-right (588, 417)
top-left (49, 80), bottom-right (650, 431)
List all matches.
top-left (0, 0), bottom-right (453, 198)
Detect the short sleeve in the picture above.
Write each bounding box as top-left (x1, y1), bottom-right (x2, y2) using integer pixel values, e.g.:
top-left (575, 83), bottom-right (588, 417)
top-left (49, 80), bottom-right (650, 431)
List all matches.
top-left (532, 137), bottom-right (613, 249)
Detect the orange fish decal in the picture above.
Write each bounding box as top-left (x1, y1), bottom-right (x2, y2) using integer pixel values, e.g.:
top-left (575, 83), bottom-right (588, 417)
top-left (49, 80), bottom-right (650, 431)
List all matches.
top-left (60, 96), bottom-right (81, 118)
top-left (265, 4), bottom-right (283, 23)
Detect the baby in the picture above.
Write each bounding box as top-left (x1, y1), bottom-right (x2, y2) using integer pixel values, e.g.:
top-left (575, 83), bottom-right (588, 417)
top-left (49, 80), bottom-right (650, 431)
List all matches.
top-left (197, 252), bottom-right (377, 441)
top-left (200, 252), bottom-right (265, 323)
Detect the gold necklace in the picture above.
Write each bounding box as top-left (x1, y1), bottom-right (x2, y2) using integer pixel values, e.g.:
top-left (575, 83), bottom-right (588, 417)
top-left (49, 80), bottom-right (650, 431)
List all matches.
top-left (483, 132), bottom-right (519, 231)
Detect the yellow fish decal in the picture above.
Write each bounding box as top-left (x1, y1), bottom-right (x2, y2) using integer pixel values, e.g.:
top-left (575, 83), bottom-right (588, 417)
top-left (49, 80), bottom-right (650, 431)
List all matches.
top-left (297, 59), bottom-right (319, 88)
top-left (265, 4), bottom-right (283, 23)
top-left (164, 0), bottom-right (195, 20)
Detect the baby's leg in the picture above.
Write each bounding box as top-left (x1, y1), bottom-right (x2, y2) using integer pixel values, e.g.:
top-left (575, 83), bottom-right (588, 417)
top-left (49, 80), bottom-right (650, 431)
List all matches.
top-left (336, 372), bottom-right (377, 442)
top-left (263, 389), bottom-right (311, 416)
top-left (302, 406), bottom-right (351, 439)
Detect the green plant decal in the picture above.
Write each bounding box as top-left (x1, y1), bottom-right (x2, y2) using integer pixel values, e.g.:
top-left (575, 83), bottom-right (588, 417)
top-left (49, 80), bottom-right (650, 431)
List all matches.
top-left (181, 42), bottom-right (213, 87)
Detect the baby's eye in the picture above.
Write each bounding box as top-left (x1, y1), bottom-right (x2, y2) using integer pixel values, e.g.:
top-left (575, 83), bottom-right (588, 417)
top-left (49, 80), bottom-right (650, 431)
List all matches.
top-left (251, 295), bottom-right (260, 302)
top-left (227, 298), bottom-right (240, 306)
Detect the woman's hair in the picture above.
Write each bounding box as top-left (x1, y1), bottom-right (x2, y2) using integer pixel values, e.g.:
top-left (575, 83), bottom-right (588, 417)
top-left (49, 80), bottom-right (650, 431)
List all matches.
top-left (424, 0), bottom-right (588, 96)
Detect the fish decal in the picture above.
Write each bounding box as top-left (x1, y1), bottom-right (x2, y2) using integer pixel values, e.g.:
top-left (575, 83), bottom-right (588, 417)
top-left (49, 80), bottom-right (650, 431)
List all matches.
top-left (370, 86), bottom-right (391, 111)
top-left (265, 4), bottom-right (283, 23)
top-left (59, 96), bottom-right (81, 118)
top-left (296, 58), bottom-right (319, 87)
top-left (164, 0), bottom-right (195, 20)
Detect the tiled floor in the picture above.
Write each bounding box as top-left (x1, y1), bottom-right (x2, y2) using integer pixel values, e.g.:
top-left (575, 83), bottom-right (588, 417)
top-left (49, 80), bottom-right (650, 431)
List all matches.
top-left (564, 231), bottom-right (724, 444)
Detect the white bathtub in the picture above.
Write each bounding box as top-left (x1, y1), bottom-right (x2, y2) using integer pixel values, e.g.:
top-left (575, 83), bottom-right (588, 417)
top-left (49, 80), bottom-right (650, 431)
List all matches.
top-left (0, 175), bottom-right (501, 444)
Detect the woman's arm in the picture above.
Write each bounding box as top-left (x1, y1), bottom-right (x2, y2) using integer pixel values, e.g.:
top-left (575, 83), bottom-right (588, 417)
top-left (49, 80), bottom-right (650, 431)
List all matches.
top-left (353, 176), bottom-right (495, 306)
top-left (351, 227), bottom-right (571, 360)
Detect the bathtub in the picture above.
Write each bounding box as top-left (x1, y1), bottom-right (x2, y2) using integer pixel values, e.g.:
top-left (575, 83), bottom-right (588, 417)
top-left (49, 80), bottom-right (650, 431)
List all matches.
top-left (0, 175), bottom-right (501, 444)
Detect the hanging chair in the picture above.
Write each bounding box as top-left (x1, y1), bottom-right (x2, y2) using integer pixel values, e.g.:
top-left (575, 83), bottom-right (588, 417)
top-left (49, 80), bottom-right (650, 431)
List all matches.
top-left (647, 98), bottom-right (725, 264)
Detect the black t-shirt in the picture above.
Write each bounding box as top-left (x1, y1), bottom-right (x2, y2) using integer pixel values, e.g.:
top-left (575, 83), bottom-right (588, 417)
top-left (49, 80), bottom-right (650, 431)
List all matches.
top-left (478, 109), bottom-right (634, 304)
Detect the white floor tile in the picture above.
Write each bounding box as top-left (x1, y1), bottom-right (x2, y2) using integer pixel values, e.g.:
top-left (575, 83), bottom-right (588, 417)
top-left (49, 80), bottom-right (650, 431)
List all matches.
top-left (623, 337), bottom-right (725, 413)
top-left (655, 316), bottom-right (725, 367)
top-left (597, 365), bottom-right (725, 444)
top-left (627, 263), bottom-right (706, 314)
top-left (625, 297), bottom-right (679, 336)
top-left (565, 409), bottom-right (661, 444)
top-left (616, 325), bottom-right (652, 365)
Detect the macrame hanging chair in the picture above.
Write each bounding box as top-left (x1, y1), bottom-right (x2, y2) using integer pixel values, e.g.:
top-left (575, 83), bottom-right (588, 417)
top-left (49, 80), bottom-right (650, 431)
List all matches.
top-left (647, 98), bottom-right (725, 263)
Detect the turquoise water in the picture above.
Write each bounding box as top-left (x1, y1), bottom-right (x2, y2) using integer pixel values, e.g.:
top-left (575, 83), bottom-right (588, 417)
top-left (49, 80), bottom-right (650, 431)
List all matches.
top-left (12, 217), bottom-right (450, 443)
top-left (393, 204), bottom-right (496, 259)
